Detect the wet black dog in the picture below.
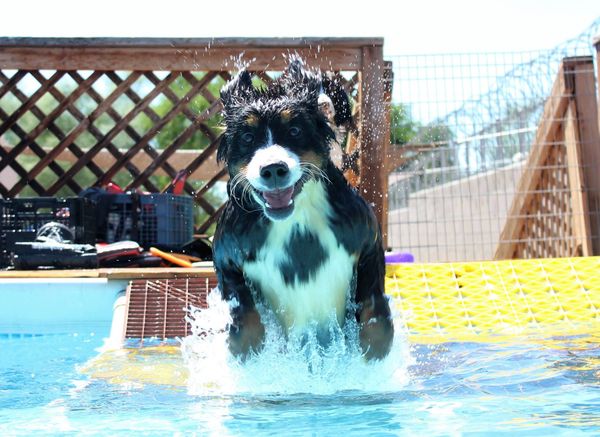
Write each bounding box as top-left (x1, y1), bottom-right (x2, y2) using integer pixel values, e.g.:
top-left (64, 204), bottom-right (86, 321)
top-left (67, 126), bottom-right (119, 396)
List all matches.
top-left (213, 59), bottom-right (393, 361)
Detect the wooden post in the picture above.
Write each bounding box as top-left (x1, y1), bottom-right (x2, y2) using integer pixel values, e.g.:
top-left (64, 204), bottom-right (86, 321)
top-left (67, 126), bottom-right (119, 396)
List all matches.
top-left (564, 99), bottom-right (593, 256)
top-left (358, 43), bottom-right (387, 243)
top-left (567, 56), bottom-right (600, 254)
top-left (380, 61), bottom-right (394, 248)
top-left (596, 36), bottom-right (600, 129)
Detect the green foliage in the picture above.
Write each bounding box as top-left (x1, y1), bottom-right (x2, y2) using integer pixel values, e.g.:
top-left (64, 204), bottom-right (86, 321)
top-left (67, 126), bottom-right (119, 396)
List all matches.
top-left (389, 102), bottom-right (454, 146)
top-left (390, 103), bottom-right (419, 145)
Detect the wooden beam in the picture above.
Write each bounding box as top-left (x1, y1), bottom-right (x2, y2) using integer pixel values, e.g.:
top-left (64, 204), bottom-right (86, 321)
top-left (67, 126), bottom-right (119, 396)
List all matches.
top-left (568, 56), bottom-right (600, 254)
top-left (595, 35), bottom-right (600, 131)
top-left (0, 267), bottom-right (216, 279)
top-left (564, 100), bottom-right (592, 256)
top-left (358, 45), bottom-right (387, 234)
top-left (380, 61), bottom-right (393, 247)
top-left (0, 38), bottom-right (382, 71)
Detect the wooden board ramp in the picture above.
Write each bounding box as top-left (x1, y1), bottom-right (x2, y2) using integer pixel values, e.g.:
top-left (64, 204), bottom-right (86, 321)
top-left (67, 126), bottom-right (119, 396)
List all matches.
top-left (124, 274), bottom-right (217, 343)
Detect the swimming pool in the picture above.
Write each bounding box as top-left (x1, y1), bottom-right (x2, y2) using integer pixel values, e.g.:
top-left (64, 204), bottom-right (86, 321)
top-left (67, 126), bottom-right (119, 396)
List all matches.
top-left (1, 278), bottom-right (599, 435)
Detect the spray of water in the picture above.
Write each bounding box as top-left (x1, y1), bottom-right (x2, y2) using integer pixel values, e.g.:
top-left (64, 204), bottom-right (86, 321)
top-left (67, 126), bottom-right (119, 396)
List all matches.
top-left (180, 288), bottom-right (412, 396)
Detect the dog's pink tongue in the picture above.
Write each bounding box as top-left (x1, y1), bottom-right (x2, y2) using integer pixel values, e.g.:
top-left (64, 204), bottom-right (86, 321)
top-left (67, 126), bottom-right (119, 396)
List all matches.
top-left (263, 186), bottom-right (294, 209)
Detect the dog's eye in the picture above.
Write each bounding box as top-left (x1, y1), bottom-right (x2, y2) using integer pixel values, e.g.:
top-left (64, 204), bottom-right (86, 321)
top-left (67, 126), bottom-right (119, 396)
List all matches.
top-left (241, 132), bottom-right (254, 144)
top-left (288, 126), bottom-right (302, 137)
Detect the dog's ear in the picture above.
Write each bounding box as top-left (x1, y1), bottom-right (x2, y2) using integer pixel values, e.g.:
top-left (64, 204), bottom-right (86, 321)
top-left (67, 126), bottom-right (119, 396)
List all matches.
top-left (217, 133), bottom-right (229, 164)
top-left (285, 56), bottom-right (321, 108)
top-left (221, 69), bottom-right (254, 112)
top-left (321, 74), bottom-right (353, 127)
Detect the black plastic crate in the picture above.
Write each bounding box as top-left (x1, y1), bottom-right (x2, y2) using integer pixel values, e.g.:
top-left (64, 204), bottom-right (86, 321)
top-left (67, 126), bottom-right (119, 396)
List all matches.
top-left (0, 197), bottom-right (97, 267)
top-left (105, 193), bottom-right (193, 248)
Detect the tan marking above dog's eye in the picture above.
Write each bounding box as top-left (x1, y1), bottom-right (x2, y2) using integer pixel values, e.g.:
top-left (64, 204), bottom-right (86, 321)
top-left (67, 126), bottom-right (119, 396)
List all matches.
top-left (301, 151), bottom-right (324, 167)
top-left (245, 114), bottom-right (259, 126)
top-left (280, 109), bottom-right (293, 122)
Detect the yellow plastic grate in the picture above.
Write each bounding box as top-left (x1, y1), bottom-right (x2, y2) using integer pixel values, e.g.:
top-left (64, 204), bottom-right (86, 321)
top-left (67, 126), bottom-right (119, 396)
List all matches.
top-left (385, 257), bottom-right (600, 343)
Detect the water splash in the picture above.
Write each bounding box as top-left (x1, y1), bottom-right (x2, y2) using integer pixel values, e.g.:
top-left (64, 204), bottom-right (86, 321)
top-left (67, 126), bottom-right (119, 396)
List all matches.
top-left (180, 289), bottom-right (412, 396)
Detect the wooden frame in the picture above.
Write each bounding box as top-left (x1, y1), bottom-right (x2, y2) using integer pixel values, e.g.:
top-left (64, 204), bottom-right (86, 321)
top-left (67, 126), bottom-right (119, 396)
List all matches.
top-left (495, 57), bottom-right (600, 259)
top-left (0, 37), bottom-right (391, 239)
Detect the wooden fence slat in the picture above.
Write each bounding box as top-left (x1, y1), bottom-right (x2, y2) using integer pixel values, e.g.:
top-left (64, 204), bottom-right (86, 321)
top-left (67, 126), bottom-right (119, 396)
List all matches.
top-left (0, 70), bottom-right (27, 100)
top-left (44, 72), bottom-right (179, 195)
top-left (564, 98), bottom-right (593, 256)
top-left (0, 71), bottom-right (85, 194)
top-left (0, 70), bottom-right (101, 169)
top-left (568, 58), bottom-right (600, 254)
top-left (96, 72), bottom-right (212, 186)
top-left (0, 70), bottom-right (65, 138)
top-left (0, 107), bottom-right (56, 195)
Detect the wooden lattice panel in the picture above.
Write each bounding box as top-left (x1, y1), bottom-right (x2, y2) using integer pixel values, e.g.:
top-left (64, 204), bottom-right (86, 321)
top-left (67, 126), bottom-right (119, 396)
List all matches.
top-left (124, 276), bottom-right (217, 341)
top-left (0, 68), bottom-right (359, 235)
top-left (0, 69), bottom-right (233, 233)
top-left (515, 143), bottom-right (579, 258)
top-left (496, 57), bottom-right (600, 259)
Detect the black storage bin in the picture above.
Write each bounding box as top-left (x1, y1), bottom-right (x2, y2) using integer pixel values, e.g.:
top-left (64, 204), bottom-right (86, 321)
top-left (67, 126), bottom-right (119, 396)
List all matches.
top-left (0, 197), bottom-right (97, 267)
top-left (105, 193), bottom-right (193, 248)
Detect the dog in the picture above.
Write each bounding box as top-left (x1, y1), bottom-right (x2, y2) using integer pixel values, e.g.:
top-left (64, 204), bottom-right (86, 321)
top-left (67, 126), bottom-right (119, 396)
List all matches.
top-left (213, 58), bottom-right (393, 361)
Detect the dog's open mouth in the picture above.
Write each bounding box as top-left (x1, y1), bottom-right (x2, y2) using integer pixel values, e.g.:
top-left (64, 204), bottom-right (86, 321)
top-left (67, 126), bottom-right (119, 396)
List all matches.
top-left (262, 186), bottom-right (294, 210)
top-left (257, 180), bottom-right (304, 220)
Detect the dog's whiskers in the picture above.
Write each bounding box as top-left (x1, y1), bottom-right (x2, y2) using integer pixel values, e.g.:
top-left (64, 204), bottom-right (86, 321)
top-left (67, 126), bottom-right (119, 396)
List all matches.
top-left (229, 173), bottom-right (261, 213)
top-left (300, 161), bottom-right (331, 185)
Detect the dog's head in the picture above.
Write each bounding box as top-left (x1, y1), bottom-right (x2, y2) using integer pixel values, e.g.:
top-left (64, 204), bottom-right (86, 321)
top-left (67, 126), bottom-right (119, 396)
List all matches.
top-left (218, 59), bottom-right (335, 221)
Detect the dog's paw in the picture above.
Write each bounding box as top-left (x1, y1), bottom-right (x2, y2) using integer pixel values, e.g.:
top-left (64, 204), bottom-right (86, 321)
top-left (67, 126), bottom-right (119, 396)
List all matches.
top-left (359, 315), bottom-right (394, 361)
top-left (228, 309), bottom-right (265, 361)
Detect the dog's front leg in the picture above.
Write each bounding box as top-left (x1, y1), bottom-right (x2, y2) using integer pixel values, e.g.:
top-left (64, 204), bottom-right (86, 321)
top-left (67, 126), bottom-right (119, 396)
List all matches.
top-left (218, 266), bottom-right (265, 360)
top-left (356, 240), bottom-right (394, 360)
top-left (229, 303), bottom-right (265, 360)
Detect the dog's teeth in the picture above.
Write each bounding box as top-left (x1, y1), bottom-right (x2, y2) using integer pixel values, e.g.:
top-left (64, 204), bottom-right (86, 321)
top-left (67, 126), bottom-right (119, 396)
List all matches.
top-left (287, 199), bottom-right (293, 206)
top-left (266, 202), bottom-right (273, 208)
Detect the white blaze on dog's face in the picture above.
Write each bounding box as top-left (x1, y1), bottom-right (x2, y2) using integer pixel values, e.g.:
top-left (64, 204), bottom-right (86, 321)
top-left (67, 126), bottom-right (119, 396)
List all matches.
top-left (246, 129), bottom-right (304, 220)
top-left (218, 67), bottom-right (336, 222)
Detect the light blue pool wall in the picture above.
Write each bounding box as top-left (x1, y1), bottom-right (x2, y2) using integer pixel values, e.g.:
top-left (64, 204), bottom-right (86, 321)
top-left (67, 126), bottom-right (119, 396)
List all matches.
top-left (0, 278), bottom-right (127, 334)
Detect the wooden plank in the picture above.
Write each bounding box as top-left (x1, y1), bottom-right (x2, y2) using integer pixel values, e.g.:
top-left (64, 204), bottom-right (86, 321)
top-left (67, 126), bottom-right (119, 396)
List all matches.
top-left (596, 36), bottom-right (600, 134)
top-left (569, 57), bottom-right (600, 255)
top-left (0, 37), bottom-right (383, 49)
top-left (0, 37), bottom-right (377, 72)
top-left (564, 100), bottom-right (593, 256)
top-left (380, 61), bottom-right (393, 247)
top-left (494, 60), bottom-right (571, 259)
top-left (358, 45), bottom-right (387, 232)
top-left (0, 267), bottom-right (216, 279)
top-left (0, 46), bottom-right (365, 71)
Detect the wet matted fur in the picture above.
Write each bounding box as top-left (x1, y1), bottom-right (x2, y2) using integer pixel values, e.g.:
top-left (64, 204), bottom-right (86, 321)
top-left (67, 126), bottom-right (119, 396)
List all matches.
top-left (213, 59), bottom-right (393, 361)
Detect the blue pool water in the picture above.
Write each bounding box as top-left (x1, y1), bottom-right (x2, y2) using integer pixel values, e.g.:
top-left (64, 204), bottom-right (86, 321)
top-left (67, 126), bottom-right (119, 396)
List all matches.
top-left (1, 284), bottom-right (600, 436)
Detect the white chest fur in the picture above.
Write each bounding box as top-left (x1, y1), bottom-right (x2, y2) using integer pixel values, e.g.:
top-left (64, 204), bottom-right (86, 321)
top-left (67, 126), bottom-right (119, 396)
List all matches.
top-left (243, 180), bottom-right (357, 332)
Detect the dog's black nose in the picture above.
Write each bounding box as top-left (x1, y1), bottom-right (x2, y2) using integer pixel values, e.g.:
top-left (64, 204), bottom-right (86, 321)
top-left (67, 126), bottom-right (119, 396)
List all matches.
top-left (260, 162), bottom-right (290, 187)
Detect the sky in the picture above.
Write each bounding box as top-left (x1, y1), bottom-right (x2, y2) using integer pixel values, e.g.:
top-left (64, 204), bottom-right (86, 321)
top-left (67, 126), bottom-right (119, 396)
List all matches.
top-left (2, 0), bottom-right (599, 56)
